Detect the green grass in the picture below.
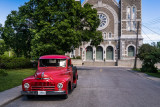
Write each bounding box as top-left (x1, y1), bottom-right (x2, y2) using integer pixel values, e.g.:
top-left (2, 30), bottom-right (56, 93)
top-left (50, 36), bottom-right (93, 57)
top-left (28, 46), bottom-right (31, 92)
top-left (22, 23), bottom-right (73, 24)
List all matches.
top-left (146, 71), bottom-right (160, 78)
top-left (132, 68), bottom-right (160, 78)
top-left (0, 68), bottom-right (36, 92)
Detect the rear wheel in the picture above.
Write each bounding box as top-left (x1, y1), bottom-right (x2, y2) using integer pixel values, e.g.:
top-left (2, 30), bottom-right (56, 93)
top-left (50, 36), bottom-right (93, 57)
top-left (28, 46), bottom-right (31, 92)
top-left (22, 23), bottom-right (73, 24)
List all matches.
top-left (72, 66), bottom-right (77, 80)
top-left (74, 79), bottom-right (77, 88)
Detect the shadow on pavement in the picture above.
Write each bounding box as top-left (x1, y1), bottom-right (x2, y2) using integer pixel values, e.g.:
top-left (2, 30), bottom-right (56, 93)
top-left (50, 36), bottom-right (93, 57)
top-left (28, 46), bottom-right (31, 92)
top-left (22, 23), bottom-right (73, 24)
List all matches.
top-left (22, 95), bottom-right (67, 101)
top-left (77, 67), bottom-right (93, 71)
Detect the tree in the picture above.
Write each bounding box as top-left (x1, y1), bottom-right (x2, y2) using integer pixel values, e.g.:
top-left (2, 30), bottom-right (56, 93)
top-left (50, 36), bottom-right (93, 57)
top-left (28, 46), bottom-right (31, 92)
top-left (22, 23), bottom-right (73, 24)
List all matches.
top-left (137, 44), bottom-right (160, 73)
top-left (0, 39), bottom-right (8, 55)
top-left (0, 23), bottom-right (2, 38)
top-left (1, 10), bottom-right (32, 58)
top-left (1, 0), bottom-right (102, 58)
top-left (157, 42), bottom-right (160, 49)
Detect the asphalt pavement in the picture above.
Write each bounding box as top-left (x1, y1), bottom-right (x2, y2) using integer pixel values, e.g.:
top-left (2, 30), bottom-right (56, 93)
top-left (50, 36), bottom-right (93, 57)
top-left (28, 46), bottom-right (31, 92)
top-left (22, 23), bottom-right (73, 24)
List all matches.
top-left (1, 67), bottom-right (160, 107)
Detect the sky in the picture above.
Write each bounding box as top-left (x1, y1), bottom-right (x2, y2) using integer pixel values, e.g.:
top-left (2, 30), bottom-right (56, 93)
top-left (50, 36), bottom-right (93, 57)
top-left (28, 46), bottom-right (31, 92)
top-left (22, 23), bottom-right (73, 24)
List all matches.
top-left (0, 0), bottom-right (160, 44)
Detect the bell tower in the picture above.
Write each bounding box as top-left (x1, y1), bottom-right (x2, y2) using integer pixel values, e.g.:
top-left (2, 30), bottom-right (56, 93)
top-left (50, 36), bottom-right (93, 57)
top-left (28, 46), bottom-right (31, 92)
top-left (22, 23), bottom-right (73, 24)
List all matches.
top-left (120, 0), bottom-right (143, 59)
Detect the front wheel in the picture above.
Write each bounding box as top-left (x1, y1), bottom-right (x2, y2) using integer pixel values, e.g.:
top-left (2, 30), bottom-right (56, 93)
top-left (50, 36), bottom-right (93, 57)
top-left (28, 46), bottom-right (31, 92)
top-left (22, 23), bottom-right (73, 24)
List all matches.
top-left (62, 83), bottom-right (70, 99)
top-left (26, 95), bottom-right (34, 99)
top-left (62, 94), bottom-right (68, 99)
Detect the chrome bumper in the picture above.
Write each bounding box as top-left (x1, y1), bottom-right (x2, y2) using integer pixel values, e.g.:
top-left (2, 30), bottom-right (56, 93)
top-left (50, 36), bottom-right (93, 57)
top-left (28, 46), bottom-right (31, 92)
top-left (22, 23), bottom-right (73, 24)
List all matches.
top-left (21, 91), bottom-right (66, 95)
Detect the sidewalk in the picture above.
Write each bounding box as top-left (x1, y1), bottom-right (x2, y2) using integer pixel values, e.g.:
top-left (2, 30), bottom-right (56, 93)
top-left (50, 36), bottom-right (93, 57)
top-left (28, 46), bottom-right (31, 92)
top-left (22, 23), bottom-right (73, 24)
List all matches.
top-left (0, 85), bottom-right (22, 106)
top-left (129, 70), bottom-right (160, 82)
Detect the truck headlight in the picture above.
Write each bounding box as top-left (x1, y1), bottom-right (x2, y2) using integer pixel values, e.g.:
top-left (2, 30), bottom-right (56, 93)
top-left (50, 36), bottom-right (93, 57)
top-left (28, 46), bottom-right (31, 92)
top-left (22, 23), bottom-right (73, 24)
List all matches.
top-left (24, 83), bottom-right (30, 89)
top-left (57, 83), bottom-right (63, 89)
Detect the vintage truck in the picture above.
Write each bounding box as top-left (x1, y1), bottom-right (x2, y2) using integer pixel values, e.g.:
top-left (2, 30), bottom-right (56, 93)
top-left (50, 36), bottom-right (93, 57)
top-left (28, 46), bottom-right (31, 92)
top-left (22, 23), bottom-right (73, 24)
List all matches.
top-left (21, 55), bottom-right (78, 99)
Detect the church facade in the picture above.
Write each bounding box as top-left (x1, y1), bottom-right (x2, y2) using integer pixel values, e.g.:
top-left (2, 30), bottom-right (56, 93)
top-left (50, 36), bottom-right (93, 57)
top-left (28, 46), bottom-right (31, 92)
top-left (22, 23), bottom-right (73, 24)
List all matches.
top-left (68, 0), bottom-right (143, 63)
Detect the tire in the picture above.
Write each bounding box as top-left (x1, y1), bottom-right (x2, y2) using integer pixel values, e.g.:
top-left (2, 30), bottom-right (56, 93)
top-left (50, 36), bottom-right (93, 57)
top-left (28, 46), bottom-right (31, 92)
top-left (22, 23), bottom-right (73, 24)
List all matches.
top-left (62, 83), bottom-right (70, 99)
top-left (72, 66), bottom-right (77, 80)
top-left (62, 94), bottom-right (68, 99)
top-left (74, 79), bottom-right (77, 88)
top-left (26, 95), bottom-right (34, 99)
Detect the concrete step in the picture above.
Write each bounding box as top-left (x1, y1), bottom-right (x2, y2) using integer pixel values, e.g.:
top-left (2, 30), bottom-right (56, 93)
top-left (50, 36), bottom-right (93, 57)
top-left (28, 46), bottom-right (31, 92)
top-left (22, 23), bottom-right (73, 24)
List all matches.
top-left (83, 62), bottom-right (116, 67)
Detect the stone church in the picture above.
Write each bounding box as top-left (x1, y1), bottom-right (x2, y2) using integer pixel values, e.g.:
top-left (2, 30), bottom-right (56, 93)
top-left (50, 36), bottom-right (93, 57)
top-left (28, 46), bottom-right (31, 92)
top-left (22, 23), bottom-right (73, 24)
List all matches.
top-left (68, 0), bottom-right (143, 64)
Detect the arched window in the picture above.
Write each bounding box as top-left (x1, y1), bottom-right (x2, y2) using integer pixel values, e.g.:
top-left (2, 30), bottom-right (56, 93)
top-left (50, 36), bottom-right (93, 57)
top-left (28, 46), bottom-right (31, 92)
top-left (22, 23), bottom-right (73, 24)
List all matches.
top-left (132, 6), bottom-right (136, 20)
top-left (126, 7), bottom-right (131, 31)
top-left (86, 46), bottom-right (93, 60)
top-left (127, 7), bottom-right (131, 20)
top-left (106, 46), bottom-right (114, 60)
top-left (96, 46), bottom-right (103, 60)
top-left (127, 21), bottom-right (131, 31)
top-left (103, 32), bottom-right (107, 39)
top-left (128, 46), bottom-right (135, 57)
top-left (132, 6), bottom-right (137, 31)
top-left (132, 21), bottom-right (136, 31)
top-left (108, 32), bottom-right (112, 38)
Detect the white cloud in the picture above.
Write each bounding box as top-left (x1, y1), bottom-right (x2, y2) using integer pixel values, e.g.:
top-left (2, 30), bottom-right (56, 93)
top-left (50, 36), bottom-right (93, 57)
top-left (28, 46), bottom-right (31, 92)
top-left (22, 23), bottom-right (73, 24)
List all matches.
top-left (142, 34), bottom-right (160, 44)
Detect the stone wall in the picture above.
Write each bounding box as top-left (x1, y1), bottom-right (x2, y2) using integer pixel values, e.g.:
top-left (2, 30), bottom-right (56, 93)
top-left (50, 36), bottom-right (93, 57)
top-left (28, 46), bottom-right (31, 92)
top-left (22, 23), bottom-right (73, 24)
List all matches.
top-left (118, 59), bottom-right (142, 68)
top-left (72, 59), bottom-right (82, 66)
top-left (118, 59), bottom-right (160, 69)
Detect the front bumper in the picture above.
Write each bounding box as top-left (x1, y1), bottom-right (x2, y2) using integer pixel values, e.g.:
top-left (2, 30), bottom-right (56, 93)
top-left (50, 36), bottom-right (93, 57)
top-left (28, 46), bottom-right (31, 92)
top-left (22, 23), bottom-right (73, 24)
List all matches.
top-left (21, 91), bottom-right (66, 95)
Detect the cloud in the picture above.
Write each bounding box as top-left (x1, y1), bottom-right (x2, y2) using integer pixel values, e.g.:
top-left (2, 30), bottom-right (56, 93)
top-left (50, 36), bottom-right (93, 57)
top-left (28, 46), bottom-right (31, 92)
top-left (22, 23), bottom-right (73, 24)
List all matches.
top-left (142, 34), bottom-right (160, 44)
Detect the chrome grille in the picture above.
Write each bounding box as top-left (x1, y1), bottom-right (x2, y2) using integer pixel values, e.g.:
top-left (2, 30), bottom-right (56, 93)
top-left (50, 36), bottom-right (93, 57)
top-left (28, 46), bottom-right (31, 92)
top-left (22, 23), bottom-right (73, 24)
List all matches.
top-left (31, 82), bottom-right (55, 91)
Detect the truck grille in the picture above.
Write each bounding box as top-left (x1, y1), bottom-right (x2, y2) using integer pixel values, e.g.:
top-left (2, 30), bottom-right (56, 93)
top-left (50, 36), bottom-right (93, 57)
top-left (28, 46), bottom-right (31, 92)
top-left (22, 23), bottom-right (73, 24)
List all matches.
top-left (31, 82), bottom-right (55, 91)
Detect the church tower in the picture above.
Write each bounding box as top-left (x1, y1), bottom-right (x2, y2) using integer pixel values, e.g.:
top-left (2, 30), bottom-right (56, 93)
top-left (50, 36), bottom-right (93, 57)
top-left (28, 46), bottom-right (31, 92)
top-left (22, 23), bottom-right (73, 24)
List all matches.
top-left (120, 0), bottom-right (143, 59)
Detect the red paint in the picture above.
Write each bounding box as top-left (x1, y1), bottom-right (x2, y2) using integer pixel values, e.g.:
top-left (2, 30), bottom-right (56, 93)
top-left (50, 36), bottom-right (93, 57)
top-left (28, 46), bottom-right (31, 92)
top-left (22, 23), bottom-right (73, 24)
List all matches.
top-left (22, 55), bottom-right (78, 95)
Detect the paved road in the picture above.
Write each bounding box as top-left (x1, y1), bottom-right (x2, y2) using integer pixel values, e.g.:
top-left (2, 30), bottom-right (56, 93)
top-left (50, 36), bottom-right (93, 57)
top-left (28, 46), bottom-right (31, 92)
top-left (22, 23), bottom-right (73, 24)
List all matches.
top-left (3, 67), bottom-right (160, 107)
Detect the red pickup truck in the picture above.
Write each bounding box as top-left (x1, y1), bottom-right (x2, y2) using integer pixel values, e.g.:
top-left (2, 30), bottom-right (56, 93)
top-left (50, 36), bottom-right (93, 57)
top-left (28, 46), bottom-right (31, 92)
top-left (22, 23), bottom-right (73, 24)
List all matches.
top-left (21, 55), bottom-right (78, 99)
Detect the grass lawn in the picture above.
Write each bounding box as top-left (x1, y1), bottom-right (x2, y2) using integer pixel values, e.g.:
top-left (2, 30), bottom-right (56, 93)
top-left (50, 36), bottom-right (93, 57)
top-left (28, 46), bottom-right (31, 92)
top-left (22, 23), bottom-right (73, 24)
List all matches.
top-left (146, 71), bottom-right (160, 78)
top-left (132, 68), bottom-right (160, 78)
top-left (0, 68), bottom-right (36, 92)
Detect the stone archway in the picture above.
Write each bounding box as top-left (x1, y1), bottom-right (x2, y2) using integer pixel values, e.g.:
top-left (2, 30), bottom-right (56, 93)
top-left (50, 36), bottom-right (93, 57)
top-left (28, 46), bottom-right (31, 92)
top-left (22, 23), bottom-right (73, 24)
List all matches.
top-left (128, 46), bottom-right (135, 57)
top-left (86, 46), bottom-right (93, 61)
top-left (96, 46), bottom-right (103, 60)
top-left (106, 46), bottom-right (114, 60)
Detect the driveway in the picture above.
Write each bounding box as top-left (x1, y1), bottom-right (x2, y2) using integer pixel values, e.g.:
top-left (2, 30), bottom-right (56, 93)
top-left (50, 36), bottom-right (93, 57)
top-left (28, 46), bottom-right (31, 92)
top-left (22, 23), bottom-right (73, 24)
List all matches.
top-left (3, 67), bottom-right (160, 107)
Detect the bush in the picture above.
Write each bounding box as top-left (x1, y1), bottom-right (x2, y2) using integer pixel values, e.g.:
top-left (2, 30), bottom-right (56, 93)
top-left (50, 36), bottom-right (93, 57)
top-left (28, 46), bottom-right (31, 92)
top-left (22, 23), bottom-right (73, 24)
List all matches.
top-left (71, 56), bottom-right (81, 59)
top-left (137, 44), bottom-right (160, 73)
top-left (0, 69), bottom-right (8, 76)
top-left (76, 56), bottom-right (81, 59)
top-left (0, 56), bottom-right (32, 69)
top-left (140, 63), bottom-right (158, 73)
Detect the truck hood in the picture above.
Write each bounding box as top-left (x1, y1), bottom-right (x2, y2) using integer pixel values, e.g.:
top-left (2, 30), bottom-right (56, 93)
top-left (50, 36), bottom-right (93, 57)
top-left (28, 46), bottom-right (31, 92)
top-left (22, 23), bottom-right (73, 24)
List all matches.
top-left (35, 67), bottom-right (67, 79)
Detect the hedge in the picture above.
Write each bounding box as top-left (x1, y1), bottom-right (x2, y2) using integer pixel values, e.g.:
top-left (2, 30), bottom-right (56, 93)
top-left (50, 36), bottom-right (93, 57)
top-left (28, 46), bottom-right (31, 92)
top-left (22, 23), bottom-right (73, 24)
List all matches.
top-left (0, 56), bottom-right (32, 69)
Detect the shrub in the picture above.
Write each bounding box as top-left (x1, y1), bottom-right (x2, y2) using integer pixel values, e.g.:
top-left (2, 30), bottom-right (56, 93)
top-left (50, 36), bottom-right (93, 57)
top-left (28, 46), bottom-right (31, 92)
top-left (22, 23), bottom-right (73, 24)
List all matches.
top-left (76, 56), bottom-right (81, 59)
top-left (0, 56), bottom-right (32, 69)
top-left (137, 44), bottom-right (160, 73)
top-left (0, 69), bottom-right (8, 76)
top-left (140, 63), bottom-right (158, 73)
top-left (71, 56), bottom-right (81, 59)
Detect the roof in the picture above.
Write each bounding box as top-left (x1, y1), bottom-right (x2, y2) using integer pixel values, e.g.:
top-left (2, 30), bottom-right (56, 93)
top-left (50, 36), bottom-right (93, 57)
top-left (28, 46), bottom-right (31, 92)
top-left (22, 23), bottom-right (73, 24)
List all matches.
top-left (39, 55), bottom-right (70, 59)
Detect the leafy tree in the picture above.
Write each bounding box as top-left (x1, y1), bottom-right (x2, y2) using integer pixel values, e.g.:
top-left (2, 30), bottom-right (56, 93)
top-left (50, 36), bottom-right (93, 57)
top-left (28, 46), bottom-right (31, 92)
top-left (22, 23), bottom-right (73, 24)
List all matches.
top-left (1, 0), bottom-right (102, 58)
top-left (157, 42), bottom-right (160, 49)
top-left (0, 23), bottom-right (2, 38)
top-left (1, 11), bottom-right (32, 57)
top-left (137, 44), bottom-right (160, 73)
top-left (0, 39), bottom-right (8, 55)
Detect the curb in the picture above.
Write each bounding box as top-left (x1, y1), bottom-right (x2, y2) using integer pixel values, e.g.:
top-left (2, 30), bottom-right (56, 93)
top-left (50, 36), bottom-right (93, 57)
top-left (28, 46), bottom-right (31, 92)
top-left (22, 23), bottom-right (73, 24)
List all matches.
top-left (0, 85), bottom-right (22, 106)
top-left (128, 70), bottom-right (160, 82)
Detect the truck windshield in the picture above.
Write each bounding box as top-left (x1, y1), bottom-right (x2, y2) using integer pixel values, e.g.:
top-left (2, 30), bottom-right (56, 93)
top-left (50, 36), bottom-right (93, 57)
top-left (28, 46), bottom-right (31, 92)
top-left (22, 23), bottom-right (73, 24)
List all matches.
top-left (40, 59), bottom-right (66, 67)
